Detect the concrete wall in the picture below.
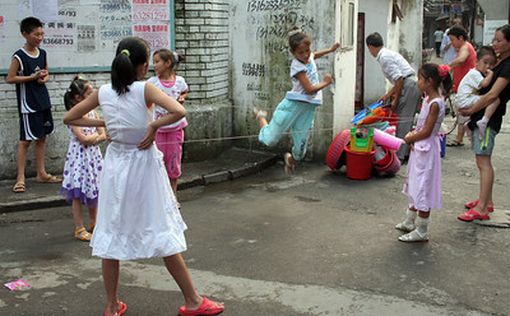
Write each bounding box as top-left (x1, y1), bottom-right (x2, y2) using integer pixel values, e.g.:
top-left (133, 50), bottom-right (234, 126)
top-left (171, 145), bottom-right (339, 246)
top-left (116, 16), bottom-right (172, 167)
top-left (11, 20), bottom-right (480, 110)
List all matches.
top-left (478, 0), bottom-right (509, 21)
top-left (228, 0), bottom-right (350, 160)
top-left (333, 0), bottom-right (358, 135)
top-left (359, 0), bottom-right (422, 104)
top-left (0, 0), bottom-right (232, 179)
top-left (359, 0), bottom-right (391, 103)
top-left (398, 0), bottom-right (423, 71)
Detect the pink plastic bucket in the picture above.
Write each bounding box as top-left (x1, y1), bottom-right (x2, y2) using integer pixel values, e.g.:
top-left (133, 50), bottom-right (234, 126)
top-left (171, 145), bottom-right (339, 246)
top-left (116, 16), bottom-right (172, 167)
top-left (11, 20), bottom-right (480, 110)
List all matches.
top-left (374, 149), bottom-right (401, 174)
top-left (374, 128), bottom-right (404, 151)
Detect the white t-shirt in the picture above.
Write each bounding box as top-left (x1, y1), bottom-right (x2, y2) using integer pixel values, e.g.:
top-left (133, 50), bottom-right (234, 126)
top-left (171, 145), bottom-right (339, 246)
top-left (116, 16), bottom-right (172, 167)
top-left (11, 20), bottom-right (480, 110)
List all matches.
top-left (286, 53), bottom-right (322, 105)
top-left (433, 30), bottom-right (444, 42)
top-left (376, 47), bottom-right (415, 84)
top-left (147, 75), bottom-right (188, 129)
top-left (440, 28), bottom-right (457, 64)
top-left (455, 68), bottom-right (483, 109)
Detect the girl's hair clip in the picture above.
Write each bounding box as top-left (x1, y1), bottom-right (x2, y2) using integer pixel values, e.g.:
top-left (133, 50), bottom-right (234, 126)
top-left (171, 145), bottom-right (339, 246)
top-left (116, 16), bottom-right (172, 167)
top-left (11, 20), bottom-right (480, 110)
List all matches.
top-left (173, 51), bottom-right (179, 64)
top-left (120, 49), bottom-right (130, 57)
top-left (438, 64), bottom-right (451, 78)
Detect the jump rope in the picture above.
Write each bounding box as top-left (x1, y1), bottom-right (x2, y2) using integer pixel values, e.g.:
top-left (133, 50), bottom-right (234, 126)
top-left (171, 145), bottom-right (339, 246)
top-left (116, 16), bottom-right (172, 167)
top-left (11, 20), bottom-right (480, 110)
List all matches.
top-left (135, 106), bottom-right (418, 146)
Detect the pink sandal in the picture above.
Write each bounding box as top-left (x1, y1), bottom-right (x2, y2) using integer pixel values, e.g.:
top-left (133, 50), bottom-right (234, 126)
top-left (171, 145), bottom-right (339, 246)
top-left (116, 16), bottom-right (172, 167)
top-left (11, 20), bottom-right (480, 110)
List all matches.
top-left (458, 209), bottom-right (490, 222)
top-left (464, 199), bottom-right (494, 212)
top-left (178, 297), bottom-right (224, 316)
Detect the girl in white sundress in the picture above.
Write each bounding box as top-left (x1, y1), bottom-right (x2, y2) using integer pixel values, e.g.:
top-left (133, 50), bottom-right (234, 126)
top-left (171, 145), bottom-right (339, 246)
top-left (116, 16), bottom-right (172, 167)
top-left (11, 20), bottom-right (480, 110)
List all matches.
top-left (396, 63), bottom-right (451, 242)
top-left (61, 75), bottom-right (107, 242)
top-left (63, 37), bottom-right (224, 316)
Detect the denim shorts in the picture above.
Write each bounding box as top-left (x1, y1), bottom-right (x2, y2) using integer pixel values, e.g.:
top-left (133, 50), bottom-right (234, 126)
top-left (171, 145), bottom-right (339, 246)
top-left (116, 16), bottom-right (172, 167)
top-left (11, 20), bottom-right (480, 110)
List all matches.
top-left (471, 126), bottom-right (497, 156)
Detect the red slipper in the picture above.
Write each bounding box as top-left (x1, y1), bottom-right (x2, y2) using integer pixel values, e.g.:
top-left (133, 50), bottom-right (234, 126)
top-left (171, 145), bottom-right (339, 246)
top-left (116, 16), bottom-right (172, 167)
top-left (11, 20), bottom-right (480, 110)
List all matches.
top-left (464, 199), bottom-right (494, 212)
top-left (104, 301), bottom-right (127, 316)
top-left (457, 209), bottom-right (490, 222)
top-left (178, 297), bottom-right (224, 316)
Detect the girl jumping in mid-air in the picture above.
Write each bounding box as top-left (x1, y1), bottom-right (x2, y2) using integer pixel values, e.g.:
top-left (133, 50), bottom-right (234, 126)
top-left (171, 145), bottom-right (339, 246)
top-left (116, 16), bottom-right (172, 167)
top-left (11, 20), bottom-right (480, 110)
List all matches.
top-left (148, 49), bottom-right (188, 205)
top-left (396, 63), bottom-right (451, 242)
top-left (64, 37), bottom-right (223, 316)
top-left (254, 27), bottom-right (339, 174)
top-left (61, 75), bottom-right (106, 242)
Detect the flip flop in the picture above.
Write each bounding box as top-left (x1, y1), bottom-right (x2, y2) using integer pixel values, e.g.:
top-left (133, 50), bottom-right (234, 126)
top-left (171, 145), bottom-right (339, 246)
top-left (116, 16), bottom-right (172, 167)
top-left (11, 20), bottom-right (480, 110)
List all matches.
top-left (464, 199), bottom-right (494, 212)
top-left (103, 301), bottom-right (127, 316)
top-left (446, 140), bottom-right (464, 147)
top-left (457, 209), bottom-right (490, 222)
top-left (12, 181), bottom-right (26, 193)
top-left (178, 297), bottom-right (224, 316)
top-left (35, 174), bottom-right (62, 183)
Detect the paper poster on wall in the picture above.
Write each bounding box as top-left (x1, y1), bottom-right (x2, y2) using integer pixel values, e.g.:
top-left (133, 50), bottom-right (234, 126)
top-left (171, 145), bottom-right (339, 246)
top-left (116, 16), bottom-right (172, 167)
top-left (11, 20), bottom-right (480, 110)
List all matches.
top-left (132, 0), bottom-right (169, 22)
top-left (132, 0), bottom-right (170, 51)
top-left (17, 0), bottom-right (32, 20)
top-left (2, 0), bottom-right (174, 71)
top-left (43, 21), bottom-right (75, 49)
top-left (77, 25), bottom-right (96, 52)
top-left (33, 0), bottom-right (59, 22)
top-left (17, 0), bottom-right (59, 23)
top-left (133, 24), bottom-right (170, 50)
top-left (99, 0), bottom-right (132, 44)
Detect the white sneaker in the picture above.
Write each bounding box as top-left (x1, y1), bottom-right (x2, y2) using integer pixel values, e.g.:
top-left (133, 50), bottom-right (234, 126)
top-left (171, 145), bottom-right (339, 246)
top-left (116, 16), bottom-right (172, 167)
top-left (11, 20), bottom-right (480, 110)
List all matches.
top-left (398, 229), bottom-right (429, 242)
top-left (395, 221), bottom-right (415, 232)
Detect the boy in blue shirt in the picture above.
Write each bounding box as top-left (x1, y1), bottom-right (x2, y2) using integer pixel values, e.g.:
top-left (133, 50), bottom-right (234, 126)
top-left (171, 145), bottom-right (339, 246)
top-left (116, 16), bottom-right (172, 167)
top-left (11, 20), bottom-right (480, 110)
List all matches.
top-left (6, 17), bottom-right (60, 193)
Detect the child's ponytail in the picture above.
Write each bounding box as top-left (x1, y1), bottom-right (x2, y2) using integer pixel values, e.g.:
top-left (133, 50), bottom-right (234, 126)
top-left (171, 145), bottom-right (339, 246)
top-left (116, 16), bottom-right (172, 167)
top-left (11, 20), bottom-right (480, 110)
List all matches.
top-left (64, 75), bottom-right (89, 111)
top-left (111, 37), bottom-right (150, 95)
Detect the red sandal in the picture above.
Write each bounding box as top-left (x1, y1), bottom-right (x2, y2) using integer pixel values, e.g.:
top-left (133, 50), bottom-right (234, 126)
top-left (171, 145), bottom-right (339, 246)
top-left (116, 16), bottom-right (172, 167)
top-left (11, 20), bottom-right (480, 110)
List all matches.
top-left (464, 199), bottom-right (494, 212)
top-left (457, 209), bottom-right (490, 222)
top-left (178, 297), bottom-right (224, 316)
top-left (104, 301), bottom-right (127, 316)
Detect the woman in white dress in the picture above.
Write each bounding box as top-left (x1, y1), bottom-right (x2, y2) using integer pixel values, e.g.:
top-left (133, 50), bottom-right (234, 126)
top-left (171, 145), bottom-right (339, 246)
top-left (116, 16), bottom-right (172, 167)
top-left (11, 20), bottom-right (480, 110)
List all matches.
top-left (64, 37), bottom-right (224, 316)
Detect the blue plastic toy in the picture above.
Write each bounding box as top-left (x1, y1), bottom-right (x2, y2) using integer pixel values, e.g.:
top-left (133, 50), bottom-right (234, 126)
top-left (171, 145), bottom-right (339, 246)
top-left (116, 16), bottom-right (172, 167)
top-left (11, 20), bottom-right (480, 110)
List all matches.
top-left (351, 100), bottom-right (384, 125)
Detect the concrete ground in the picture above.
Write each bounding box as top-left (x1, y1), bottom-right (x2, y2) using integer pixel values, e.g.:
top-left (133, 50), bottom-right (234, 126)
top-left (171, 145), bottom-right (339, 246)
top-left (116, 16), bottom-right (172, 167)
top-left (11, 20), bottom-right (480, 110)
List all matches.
top-left (1, 124), bottom-right (509, 315)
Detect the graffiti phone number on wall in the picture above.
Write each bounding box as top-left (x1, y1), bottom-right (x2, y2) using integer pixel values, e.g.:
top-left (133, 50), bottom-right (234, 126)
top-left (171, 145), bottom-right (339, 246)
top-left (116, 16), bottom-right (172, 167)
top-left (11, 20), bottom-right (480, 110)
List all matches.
top-left (247, 0), bottom-right (303, 12)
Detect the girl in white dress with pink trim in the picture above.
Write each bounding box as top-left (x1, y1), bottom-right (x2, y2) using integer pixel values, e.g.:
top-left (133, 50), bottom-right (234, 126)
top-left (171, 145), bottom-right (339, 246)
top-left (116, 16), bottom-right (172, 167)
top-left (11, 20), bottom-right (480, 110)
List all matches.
top-left (396, 63), bottom-right (451, 242)
top-left (64, 37), bottom-right (224, 316)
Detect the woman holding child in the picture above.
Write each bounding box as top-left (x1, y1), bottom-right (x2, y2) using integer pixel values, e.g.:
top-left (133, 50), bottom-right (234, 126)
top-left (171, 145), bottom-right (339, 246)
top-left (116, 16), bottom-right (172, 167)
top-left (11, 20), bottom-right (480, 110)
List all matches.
top-left (457, 24), bottom-right (510, 222)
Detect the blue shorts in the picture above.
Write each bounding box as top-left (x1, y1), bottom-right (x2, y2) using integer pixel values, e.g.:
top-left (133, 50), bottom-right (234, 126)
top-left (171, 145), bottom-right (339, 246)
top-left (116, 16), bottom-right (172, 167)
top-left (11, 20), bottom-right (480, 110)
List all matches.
top-left (258, 98), bottom-right (317, 161)
top-left (471, 126), bottom-right (497, 156)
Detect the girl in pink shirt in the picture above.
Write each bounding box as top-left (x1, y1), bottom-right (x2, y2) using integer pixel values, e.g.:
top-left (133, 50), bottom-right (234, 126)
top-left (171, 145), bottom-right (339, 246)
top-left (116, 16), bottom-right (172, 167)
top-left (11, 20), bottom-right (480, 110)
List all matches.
top-left (148, 49), bottom-right (189, 206)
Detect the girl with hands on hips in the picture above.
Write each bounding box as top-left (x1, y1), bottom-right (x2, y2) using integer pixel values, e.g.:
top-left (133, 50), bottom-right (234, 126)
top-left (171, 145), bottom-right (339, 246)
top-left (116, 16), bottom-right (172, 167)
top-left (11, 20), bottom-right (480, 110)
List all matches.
top-left (64, 37), bottom-right (223, 316)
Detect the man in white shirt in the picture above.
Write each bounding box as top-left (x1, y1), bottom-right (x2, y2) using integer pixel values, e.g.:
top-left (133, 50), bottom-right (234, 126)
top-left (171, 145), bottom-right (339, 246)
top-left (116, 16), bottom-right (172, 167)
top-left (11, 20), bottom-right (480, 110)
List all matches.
top-left (366, 32), bottom-right (421, 162)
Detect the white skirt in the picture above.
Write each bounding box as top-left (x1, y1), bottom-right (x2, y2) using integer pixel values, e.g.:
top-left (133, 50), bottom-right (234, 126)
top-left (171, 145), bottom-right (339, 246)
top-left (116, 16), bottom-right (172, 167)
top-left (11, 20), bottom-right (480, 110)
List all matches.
top-left (90, 142), bottom-right (187, 260)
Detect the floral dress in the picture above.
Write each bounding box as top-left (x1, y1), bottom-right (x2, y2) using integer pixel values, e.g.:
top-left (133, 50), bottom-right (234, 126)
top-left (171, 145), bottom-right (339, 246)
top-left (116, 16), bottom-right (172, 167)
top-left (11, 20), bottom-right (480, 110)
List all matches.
top-left (60, 111), bottom-right (103, 207)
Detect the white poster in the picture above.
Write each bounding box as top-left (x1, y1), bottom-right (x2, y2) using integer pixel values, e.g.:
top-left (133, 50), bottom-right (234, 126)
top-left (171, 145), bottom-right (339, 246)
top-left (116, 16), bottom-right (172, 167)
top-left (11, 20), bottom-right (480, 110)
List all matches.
top-left (483, 20), bottom-right (507, 45)
top-left (34, 0), bottom-right (59, 22)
